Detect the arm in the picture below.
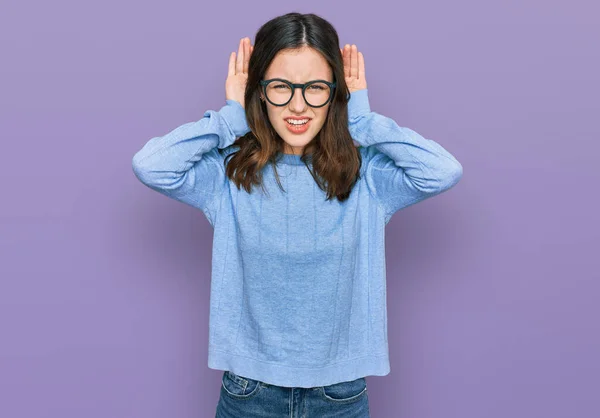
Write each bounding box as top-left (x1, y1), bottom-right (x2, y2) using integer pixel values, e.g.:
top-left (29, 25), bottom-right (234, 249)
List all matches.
top-left (131, 99), bottom-right (250, 225)
top-left (348, 88), bottom-right (463, 223)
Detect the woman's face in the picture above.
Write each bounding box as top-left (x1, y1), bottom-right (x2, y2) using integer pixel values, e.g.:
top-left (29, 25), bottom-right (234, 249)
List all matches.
top-left (261, 46), bottom-right (333, 155)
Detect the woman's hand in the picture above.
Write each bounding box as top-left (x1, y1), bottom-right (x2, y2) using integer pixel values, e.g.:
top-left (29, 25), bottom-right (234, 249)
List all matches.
top-left (341, 44), bottom-right (367, 94)
top-left (226, 37), bottom-right (253, 109)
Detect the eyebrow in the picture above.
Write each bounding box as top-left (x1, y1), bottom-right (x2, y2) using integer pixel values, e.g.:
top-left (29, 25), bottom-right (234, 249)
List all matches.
top-left (266, 77), bottom-right (331, 83)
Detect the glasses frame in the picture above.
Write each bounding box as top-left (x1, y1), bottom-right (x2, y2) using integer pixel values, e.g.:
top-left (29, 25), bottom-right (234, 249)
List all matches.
top-left (259, 78), bottom-right (337, 108)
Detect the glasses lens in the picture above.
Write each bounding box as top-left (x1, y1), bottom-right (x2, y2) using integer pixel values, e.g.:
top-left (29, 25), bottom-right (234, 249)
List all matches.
top-left (265, 81), bottom-right (331, 107)
top-left (265, 82), bottom-right (292, 105)
top-left (304, 82), bottom-right (331, 107)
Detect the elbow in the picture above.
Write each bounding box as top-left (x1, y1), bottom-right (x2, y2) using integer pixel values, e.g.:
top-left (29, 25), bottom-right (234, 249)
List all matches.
top-left (438, 160), bottom-right (463, 191)
top-left (132, 152), bottom-right (154, 186)
top-left (132, 152), bottom-right (189, 191)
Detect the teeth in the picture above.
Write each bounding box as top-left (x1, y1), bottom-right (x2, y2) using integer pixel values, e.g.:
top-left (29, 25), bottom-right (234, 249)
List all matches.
top-left (286, 119), bottom-right (309, 125)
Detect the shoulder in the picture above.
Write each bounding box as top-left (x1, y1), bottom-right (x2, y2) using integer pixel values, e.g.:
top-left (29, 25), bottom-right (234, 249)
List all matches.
top-left (220, 144), bottom-right (241, 161)
top-left (358, 144), bottom-right (380, 159)
top-left (358, 145), bottom-right (385, 174)
top-left (204, 144), bottom-right (240, 166)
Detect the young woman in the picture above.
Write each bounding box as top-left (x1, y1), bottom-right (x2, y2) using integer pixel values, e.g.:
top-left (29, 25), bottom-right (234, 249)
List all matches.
top-left (132, 12), bottom-right (462, 418)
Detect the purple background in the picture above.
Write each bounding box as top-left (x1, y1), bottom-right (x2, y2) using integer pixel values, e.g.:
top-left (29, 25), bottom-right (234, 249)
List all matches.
top-left (1, 1), bottom-right (598, 417)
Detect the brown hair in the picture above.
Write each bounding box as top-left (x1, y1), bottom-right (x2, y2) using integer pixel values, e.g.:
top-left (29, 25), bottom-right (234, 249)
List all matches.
top-left (220, 12), bottom-right (361, 202)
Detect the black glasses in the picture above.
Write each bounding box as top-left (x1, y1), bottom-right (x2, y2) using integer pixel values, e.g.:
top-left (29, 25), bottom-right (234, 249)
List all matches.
top-left (259, 78), bottom-right (336, 108)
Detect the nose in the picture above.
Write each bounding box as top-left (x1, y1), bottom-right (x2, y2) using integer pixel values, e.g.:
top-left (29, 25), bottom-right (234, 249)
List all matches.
top-left (288, 87), bottom-right (308, 113)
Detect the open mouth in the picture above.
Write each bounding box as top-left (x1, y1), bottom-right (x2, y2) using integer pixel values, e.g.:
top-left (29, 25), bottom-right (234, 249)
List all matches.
top-left (285, 118), bottom-right (311, 133)
top-left (285, 118), bottom-right (311, 126)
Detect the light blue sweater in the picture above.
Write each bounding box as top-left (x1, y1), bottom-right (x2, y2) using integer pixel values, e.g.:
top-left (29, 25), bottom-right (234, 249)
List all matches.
top-left (132, 89), bottom-right (462, 388)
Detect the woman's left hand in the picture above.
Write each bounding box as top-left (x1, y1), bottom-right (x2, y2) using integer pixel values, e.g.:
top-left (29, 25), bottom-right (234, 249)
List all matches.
top-left (341, 44), bottom-right (367, 93)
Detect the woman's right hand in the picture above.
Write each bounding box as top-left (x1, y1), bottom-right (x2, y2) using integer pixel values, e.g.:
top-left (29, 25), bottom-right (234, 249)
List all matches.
top-left (226, 37), bottom-right (253, 109)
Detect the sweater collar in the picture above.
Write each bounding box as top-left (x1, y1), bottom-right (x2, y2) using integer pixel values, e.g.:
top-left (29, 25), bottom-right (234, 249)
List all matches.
top-left (276, 152), bottom-right (308, 166)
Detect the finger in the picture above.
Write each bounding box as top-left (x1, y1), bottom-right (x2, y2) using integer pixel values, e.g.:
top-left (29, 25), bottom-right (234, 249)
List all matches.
top-left (236, 38), bottom-right (244, 74)
top-left (246, 38), bottom-right (250, 63)
top-left (351, 45), bottom-right (359, 79)
top-left (343, 44), bottom-right (350, 78)
top-left (358, 52), bottom-right (365, 81)
top-left (228, 51), bottom-right (236, 77)
top-left (243, 38), bottom-right (250, 74)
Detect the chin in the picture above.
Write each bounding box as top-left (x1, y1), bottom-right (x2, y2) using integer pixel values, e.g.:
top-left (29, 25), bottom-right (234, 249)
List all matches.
top-left (281, 134), bottom-right (315, 149)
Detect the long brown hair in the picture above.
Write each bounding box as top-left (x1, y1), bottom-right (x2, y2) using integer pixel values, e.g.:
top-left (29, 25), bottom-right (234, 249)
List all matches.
top-left (221, 12), bottom-right (361, 202)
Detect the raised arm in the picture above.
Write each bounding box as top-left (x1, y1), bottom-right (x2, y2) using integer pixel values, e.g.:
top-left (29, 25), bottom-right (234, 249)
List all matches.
top-left (349, 89), bottom-right (463, 223)
top-left (132, 100), bottom-right (250, 224)
top-left (132, 37), bottom-right (253, 226)
top-left (343, 44), bottom-right (463, 224)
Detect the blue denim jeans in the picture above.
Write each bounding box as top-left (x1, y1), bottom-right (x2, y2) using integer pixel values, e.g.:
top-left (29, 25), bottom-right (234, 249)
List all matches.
top-left (216, 370), bottom-right (370, 417)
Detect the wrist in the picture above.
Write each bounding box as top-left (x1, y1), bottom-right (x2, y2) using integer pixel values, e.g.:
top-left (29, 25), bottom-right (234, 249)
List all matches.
top-left (220, 99), bottom-right (251, 138)
top-left (348, 88), bottom-right (371, 121)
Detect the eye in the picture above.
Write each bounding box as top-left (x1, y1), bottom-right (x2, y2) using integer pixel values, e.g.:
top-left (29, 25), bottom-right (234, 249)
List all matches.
top-left (308, 84), bottom-right (326, 90)
top-left (273, 83), bottom-right (290, 89)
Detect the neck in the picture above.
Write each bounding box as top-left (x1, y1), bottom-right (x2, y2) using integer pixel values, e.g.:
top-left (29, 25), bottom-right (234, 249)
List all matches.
top-left (283, 145), bottom-right (304, 156)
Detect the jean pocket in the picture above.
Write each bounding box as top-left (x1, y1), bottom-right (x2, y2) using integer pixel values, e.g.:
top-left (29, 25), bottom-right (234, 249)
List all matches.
top-left (319, 377), bottom-right (367, 402)
top-left (221, 371), bottom-right (264, 399)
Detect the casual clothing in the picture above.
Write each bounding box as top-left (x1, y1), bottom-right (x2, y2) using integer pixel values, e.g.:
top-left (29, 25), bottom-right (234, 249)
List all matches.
top-left (216, 371), bottom-right (370, 417)
top-left (132, 88), bottom-right (463, 388)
